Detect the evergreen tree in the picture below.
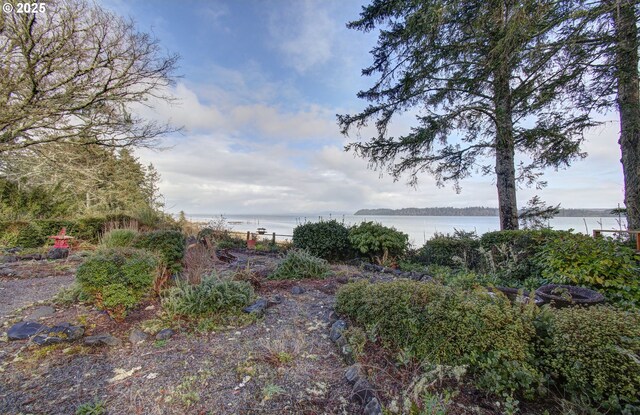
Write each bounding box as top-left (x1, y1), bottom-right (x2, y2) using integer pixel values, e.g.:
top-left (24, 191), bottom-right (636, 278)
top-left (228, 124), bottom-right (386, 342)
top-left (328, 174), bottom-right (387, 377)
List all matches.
top-left (338, 0), bottom-right (595, 230)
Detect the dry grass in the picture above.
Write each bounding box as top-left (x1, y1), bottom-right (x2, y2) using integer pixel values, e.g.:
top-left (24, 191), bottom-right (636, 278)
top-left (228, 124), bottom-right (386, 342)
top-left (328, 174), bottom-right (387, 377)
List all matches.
top-left (182, 243), bottom-right (219, 285)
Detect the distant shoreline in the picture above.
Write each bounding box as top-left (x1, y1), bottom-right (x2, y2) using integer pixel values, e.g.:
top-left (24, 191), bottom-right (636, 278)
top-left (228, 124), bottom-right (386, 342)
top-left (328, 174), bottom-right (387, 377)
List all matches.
top-left (354, 207), bottom-right (618, 217)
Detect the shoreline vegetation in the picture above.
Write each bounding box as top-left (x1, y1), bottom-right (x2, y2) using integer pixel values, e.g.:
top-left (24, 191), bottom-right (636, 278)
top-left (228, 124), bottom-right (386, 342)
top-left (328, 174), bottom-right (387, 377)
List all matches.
top-left (354, 207), bottom-right (618, 217)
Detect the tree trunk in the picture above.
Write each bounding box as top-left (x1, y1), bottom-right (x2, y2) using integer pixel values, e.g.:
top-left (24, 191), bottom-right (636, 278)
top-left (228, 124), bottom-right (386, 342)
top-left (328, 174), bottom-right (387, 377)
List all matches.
top-left (612, 0), bottom-right (640, 231)
top-left (493, 46), bottom-right (519, 230)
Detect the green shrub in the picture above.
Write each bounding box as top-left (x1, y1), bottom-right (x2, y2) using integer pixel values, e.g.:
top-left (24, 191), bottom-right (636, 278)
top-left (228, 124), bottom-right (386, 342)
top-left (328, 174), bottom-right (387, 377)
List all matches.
top-left (269, 249), bottom-right (331, 280)
top-left (216, 238), bottom-right (246, 250)
top-left (76, 248), bottom-right (158, 319)
top-left (33, 219), bottom-right (77, 238)
top-left (534, 232), bottom-right (640, 307)
top-left (336, 280), bottom-right (542, 398)
top-left (292, 220), bottom-right (352, 261)
top-left (348, 221), bottom-right (409, 265)
top-left (416, 230), bottom-right (480, 269)
top-left (16, 222), bottom-right (46, 248)
top-left (100, 229), bottom-right (139, 248)
top-left (75, 217), bottom-right (108, 243)
top-left (134, 230), bottom-right (185, 274)
top-left (163, 277), bottom-right (254, 317)
top-left (0, 221), bottom-right (26, 247)
top-left (536, 306), bottom-right (640, 412)
top-left (478, 229), bottom-right (571, 285)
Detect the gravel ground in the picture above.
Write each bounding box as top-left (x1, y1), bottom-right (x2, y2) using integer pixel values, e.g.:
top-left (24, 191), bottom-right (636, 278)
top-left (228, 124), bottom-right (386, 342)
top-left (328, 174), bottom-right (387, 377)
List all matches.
top-left (0, 253), bottom-right (361, 415)
top-left (0, 261), bottom-right (78, 326)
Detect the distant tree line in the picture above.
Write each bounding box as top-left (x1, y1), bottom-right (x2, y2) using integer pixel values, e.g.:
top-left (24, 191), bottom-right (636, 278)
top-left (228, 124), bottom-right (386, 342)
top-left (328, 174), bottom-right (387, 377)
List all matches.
top-left (354, 207), bottom-right (617, 217)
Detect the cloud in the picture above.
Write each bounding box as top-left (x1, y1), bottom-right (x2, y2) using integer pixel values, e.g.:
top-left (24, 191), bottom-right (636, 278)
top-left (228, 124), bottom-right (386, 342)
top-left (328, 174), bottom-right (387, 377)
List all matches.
top-left (268, 0), bottom-right (338, 73)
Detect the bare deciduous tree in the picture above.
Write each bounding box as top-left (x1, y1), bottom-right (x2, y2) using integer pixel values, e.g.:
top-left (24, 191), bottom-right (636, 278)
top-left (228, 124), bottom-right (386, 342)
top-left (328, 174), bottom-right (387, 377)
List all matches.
top-left (0, 0), bottom-right (179, 153)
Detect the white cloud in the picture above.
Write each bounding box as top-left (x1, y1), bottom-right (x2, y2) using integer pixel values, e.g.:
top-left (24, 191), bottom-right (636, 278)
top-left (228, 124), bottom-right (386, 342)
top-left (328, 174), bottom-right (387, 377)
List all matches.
top-left (268, 0), bottom-right (338, 73)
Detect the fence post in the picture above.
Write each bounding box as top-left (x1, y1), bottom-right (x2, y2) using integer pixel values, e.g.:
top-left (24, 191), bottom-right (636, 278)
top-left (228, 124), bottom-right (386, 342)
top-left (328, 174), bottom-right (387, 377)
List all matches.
top-left (592, 230), bottom-right (601, 239)
top-left (246, 231), bottom-right (250, 241)
top-left (272, 232), bottom-right (276, 244)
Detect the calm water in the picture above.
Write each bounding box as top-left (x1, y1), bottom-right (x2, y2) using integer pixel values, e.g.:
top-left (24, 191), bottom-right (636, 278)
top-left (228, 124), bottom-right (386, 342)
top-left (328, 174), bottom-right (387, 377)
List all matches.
top-left (188, 213), bottom-right (626, 246)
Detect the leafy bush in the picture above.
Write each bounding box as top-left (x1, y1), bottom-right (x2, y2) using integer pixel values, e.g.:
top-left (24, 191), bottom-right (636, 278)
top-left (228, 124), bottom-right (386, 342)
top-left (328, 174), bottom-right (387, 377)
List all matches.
top-left (215, 236), bottom-right (246, 250)
top-left (416, 230), bottom-right (480, 269)
top-left (269, 249), bottom-right (331, 280)
top-left (536, 306), bottom-right (640, 412)
top-left (76, 248), bottom-right (158, 319)
top-left (534, 232), bottom-right (640, 307)
top-left (348, 221), bottom-right (409, 265)
top-left (336, 280), bottom-right (542, 398)
top-left (100, 229), bottom-right (138, 248)
top-left (134, 230), bottom-right (185, 274)
top-left (292, 220), bottom-right (352, 261)
top-left (163, 277), bottom-right (254, 317)
top-left (16, 222), bottom-right (46, 248)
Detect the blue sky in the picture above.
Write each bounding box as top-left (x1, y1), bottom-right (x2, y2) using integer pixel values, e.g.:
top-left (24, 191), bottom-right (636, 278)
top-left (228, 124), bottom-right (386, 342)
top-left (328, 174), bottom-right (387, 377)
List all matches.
top-left (101, 0), bottom-right (625, 215)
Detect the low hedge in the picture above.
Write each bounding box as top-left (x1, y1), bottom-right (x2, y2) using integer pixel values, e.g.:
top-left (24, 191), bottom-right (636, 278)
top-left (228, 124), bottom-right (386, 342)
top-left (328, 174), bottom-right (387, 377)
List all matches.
top-left (269, 249), bottom-right (331, 280)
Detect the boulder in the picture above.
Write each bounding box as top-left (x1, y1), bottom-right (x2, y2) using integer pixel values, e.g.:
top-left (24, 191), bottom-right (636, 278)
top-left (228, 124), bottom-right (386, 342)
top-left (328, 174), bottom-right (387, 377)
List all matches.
top-left (291, 286), bottom-right (305, 295)
top-left (364, 397), bottom-right (383, 415)
top-left (46, 248), bottom-right (69, 260)
top-left (129, 329), bottom-right (149, 344)
top-left (329, 319), bottom-right (347, 342)
top-left (155, 328), bottom-right (175, 341)
top-left (344, 364), bottom-right (362, 385)
top-left (7, 321), bottom-right (48, 340)
top-left (84, 334), bottom-right (121, 347)
top-left (243, 299), bottom-right (268, 315)
top-left (352, 378), bottom-right (375, 405)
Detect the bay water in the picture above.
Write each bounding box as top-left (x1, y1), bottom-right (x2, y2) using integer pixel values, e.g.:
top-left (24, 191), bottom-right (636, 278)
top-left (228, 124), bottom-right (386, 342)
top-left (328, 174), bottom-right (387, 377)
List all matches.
top-left (188, 213), bottom-right (626, 246)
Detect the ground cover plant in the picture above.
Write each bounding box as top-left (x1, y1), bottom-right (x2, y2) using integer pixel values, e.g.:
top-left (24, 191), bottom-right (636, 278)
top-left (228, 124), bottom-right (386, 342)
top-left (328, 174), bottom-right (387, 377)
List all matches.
top-left (292, 219), bottom-right (351, 261)
top-left (536, 305), bottom-right (640, 413)
top-left (75, 247), bottom-right (158, 320)
top-left (269, 249), bottom-right (331, 280)
top-left (162, 276), bottom-right (255, 318)
top-left (336, 280), bottom-right (542, 400)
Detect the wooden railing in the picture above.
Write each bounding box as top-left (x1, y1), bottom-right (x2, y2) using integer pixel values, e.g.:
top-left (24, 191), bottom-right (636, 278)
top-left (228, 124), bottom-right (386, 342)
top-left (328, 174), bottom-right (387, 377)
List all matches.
top-left (593, 229), bottom-right (640, 251)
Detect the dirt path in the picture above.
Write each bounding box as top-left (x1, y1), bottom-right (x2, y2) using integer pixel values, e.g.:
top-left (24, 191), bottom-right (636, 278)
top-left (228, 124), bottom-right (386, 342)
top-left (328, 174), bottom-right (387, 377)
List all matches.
top-left (0, 261), bottom-right (78, 326)
top-left (0, 254), bottom-right (360, 415)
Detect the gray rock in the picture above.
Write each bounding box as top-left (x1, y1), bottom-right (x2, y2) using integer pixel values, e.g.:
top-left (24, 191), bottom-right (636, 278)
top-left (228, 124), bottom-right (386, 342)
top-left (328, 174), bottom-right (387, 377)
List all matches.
top-left (24, 306), bottom-right (55, 321)
top-left (46, 322), bottom-right (84, 341)
top-left (46, 248), bottom-right (69, 260)
top-left (32, 335), bottom-right (63, 346)
top-left (155, 328), bottom-right (175, 341)
top-left (344, 364), bottom-right (362, 385)
top-left (352, 378), bottom-right (375, 405)
top-left (267, 295), bottom-right (283, 306)
top-left (329, 319), bottom-right (347, 342)
top-left (84, 334), bottom-right (121, 347)
top-left (0, 255), bottom-right (18, 263)
top-left (7, 321), bottom-right (48, 340)
top-left (291, 286), bottom-right (305, 295)
top-left (364, 397), bottom-right (383, 415)
top-left (243, 298), bottom-right (268, 315)
top-left (129, 329), bottom-right (149, 344)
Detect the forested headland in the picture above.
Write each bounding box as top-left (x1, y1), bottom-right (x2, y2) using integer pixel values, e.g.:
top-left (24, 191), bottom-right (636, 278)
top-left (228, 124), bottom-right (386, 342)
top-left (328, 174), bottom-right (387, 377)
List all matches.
top-left (354, 207), bottom-right (617, 217)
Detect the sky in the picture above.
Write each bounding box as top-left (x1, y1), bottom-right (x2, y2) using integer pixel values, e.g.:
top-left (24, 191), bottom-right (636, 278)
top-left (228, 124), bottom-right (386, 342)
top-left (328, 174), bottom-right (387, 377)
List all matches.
top-left (101, 0), bottom-right (625, 215)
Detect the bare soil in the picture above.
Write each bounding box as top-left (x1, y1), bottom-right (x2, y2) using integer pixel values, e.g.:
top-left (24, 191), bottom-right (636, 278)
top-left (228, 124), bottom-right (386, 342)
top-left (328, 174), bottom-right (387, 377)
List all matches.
top-left (0, 252), bottom-right (360, 415)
